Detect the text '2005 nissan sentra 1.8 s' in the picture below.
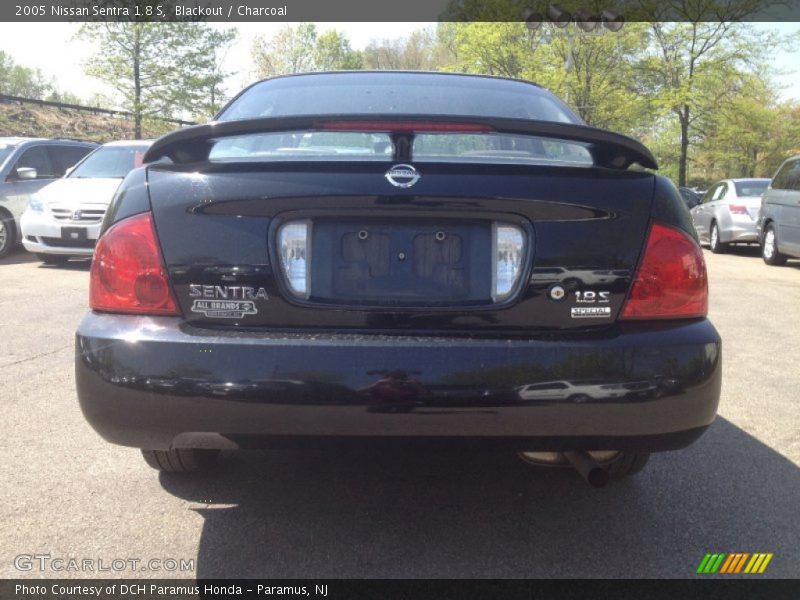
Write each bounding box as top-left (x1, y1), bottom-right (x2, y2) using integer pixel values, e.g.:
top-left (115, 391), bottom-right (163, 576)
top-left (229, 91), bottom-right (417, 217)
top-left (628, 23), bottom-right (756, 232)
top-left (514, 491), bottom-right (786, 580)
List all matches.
top-left (75, 72), bottom-right (720, 487)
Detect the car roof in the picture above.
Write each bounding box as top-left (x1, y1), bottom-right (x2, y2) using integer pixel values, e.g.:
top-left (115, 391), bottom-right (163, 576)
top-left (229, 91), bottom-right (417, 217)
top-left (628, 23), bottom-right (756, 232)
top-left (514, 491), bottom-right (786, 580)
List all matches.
top-left (0, 136), bottom-right (44, 145)
top-left (0, 137), bottom-right (97, 146)
top-left (255, 70), bottom-right (545, 89)
top-left (101, 140), bottom-right (154, 147)
top-left (711, 178), bottom-right (770, 186)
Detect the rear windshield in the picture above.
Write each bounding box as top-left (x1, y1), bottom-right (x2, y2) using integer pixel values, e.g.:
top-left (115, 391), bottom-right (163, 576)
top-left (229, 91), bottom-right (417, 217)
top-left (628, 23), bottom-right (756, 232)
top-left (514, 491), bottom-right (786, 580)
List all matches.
top-left (219, 72), bottom-right (581, 124)
top-left (210, 132), bottom-right (391, 162)
top-left (69, 145), bottom-right (147, 179)
top-left (414, 133), bottom-right (592, 166)
top-left (734, 180), bottom-right (769, 197)
top-left (208, 131), bottom-right (593, 166)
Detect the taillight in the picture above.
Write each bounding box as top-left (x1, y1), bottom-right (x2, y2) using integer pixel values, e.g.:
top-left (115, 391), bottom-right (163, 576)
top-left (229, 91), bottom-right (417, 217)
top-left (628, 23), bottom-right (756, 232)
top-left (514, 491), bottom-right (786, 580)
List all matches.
top-left (728, 204), bottom-right (748, 215)
top-left (90, 212), bottom-right (179, 315)
top-left (620, 222), bottom-right (707, 320)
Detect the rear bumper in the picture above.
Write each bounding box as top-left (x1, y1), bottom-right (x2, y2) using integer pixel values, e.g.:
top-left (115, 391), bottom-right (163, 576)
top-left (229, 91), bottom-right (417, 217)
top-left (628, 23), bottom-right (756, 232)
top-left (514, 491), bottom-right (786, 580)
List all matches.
top-left (75, 314), bottom-right (721, 452)
top-left (719, 216), bottom-right (759, 243)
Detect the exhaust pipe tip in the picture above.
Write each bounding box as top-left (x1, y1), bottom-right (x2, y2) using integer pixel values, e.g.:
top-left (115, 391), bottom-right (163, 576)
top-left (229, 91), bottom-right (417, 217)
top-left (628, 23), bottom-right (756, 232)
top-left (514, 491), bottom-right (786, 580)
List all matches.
top-left (564, 451), bottom-right (609, 488)
top-left (586, 467), bottom-right (609, 488)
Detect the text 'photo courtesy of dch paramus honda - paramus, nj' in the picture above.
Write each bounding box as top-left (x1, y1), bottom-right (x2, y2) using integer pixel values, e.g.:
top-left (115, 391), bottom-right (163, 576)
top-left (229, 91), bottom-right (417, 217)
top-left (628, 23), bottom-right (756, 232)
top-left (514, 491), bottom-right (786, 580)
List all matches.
top-left (73, 71), bottom-right (720, 487)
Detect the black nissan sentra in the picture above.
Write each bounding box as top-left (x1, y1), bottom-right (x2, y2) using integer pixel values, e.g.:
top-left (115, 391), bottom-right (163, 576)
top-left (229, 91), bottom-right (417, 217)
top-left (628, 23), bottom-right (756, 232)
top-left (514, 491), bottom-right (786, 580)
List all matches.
top-left (76, 72), bottom-right (720, 486)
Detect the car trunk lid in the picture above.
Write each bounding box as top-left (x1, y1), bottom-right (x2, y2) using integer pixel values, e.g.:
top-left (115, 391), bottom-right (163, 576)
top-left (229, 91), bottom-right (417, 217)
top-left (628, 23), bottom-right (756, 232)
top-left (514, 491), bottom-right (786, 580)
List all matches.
top-left (147, 160), bottom-right (656, 332)
top-left (143, 115), bottom-right (660, 332)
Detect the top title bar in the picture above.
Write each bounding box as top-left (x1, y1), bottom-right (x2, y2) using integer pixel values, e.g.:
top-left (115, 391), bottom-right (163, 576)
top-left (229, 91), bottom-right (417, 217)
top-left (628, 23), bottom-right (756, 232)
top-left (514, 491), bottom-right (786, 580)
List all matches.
top-left (3, 0), bottom-right (800, 22)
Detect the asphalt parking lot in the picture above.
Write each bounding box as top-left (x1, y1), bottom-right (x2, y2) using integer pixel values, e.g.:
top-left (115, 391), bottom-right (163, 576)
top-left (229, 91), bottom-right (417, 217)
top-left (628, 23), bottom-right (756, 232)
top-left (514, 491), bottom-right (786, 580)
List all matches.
top-left (1, 246), bottom-right (798, 579)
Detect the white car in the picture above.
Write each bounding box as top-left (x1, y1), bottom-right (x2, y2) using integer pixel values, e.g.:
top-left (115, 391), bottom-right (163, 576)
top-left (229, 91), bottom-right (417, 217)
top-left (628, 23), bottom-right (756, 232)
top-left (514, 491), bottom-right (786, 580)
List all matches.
top-left (0, 137), bottom-right (96, 258)
top-left (21, 140), bottom-right (152, 264)
top-left (517, 380), bottom-right (646, 403)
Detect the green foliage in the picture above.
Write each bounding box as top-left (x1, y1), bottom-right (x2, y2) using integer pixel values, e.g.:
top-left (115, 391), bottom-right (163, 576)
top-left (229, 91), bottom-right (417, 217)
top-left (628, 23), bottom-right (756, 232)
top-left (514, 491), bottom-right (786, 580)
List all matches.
top-left (45, 90), bottom-right (83, 105)
top-left (183, 27), bottom-right (238, 117)
top-left (636, 18), bottom-right (795, 183)
top-left (252, 23), bottom-right (318, 76)
top-left (66, 10), bottom-right (799, 183)
top-left (437, 17), bottom-right (796, 183)
top-left (696, 72), bottom-right (800, 181)
top-left (636, 21), bottom-right (770, 183)
top-left (0, 51), bottom-right (55, 98)
top-left (252, 24), bottom-right (362, 77)
top-left (363, 29), bottom-right (447, 70)
top-left (78, 22), bottom-right (236, 136)
top-left (439, 22), bottom-right (532, 78)
top-left (314, 30), bottom-right (364, 71)
top-left (440, 22), bottom-right (652, 133)
top-left (439, 0), bottom-right (772, 22)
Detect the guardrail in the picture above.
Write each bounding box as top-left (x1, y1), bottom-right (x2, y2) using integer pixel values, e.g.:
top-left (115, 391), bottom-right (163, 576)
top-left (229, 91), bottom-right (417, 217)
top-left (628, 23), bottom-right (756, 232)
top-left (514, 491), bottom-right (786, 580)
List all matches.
top-left (0, 93), bottom-right (196, 126)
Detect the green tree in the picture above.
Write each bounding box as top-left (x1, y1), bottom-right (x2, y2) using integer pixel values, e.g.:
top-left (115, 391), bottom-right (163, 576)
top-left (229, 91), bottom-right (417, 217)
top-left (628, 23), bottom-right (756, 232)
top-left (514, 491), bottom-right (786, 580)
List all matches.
top-left (439, 23), bottom-right (651, 131)
top-left (78, 22), bottom-right (236, 137)
top-left (314, 30), bottom-right (363, 71)
top-left (439, 22), bottom-right (533, 78)
top-left (181, 27), bottom-right (237, 118)
top-left (252, 24), bottom-right (361, 78)
top-left (363, 29), bottom-right (446, 70)
top-left (46, 90), bottom-right (83, 105)
top-left (252, 23), bottom-right (318, 77)
top-left (537, 24), bottom-right (651, 132)
top-left (0, 50), bottom-right (54, 98)
top-left (635, 6), bottom-right (775, 185)
top-left (239, 16), bottom-right (795, 186)
top-left (699, 72), bottom-right (800, 179)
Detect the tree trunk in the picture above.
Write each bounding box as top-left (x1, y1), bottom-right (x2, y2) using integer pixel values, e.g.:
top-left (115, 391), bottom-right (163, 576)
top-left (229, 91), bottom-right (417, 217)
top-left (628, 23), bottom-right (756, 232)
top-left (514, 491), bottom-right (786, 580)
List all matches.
top-left (678, 106), bottom-right (690, 187)
top-left (133, 27), bottom-right (142, 139)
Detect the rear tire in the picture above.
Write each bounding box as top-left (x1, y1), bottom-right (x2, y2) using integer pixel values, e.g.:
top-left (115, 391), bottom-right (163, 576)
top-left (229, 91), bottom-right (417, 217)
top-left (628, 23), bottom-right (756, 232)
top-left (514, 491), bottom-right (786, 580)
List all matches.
top-left (605, 451), bottom-right (650, 481)
top-left (0, 213), bottom-right (15, 258)
top-left (568, 394), bottom-right (591, 403)
top-left (709, 222), bottom-right (727, 254)
top-left (36, 254), bottom-right (70, 266)
top-left (141, 449), bottom-right (219, 473)
top-left (762, 224), bottom-right (787, 266)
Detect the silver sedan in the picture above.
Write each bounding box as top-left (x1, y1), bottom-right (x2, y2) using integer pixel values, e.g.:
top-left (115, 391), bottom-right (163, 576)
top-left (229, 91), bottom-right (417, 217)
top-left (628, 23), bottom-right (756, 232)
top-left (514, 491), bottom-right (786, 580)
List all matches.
top-left (690, 178), bottom-right (770, 253)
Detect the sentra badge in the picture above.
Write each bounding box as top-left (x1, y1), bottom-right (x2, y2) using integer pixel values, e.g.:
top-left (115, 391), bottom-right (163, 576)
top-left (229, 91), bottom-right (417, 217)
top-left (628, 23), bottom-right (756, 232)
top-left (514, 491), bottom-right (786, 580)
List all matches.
top-left (189, 285), bottom-right (268, 319)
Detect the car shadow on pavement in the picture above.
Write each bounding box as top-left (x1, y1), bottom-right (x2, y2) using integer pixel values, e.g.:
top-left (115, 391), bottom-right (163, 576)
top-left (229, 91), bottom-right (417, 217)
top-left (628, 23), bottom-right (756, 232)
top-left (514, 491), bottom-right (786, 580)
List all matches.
top-left (781, 259), bottom-right (800, 270)
top-left (0, 248), bottom-right (91, 269)
top-left (705, 245), bottom-right (800, 268)
top-left (724, 245), bottom-right (761, 258)
top-left (158, 417), bottom-right (799, 578)
top-left (0, 248), bottom-right (40, 265)
top-left (49, 258), bottom-right (92, 271)
top-left (716, 245), bottom-right (800, 269)
top-left (705, 245), bottom-right (761, 258)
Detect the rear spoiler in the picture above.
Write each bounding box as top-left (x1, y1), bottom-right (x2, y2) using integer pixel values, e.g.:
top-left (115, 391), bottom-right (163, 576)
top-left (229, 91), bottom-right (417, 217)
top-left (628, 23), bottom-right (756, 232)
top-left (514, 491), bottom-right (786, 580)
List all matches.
top-left (143, 114), bottom-right (658, 170)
